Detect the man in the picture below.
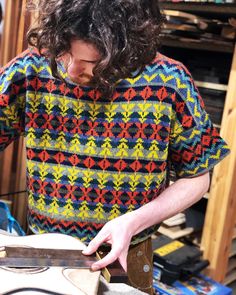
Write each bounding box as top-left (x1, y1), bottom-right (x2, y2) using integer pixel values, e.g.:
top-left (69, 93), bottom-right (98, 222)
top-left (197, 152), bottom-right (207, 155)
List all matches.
top-left (0, 0), bottom-right (229, 294)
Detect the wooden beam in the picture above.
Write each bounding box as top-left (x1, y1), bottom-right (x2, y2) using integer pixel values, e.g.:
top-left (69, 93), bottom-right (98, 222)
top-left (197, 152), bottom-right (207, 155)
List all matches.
top-left (0, 0), bottom-right (23, 197)
top-left (201, 44), bottom-right (236, 282)
top-left (0, 0), bottom-right (22, 65)
top-left (17, 0), bottom-right (27, 54)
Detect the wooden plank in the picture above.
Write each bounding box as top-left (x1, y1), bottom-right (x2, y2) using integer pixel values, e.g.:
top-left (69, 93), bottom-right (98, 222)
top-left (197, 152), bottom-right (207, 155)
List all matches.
top-left (161, 36), bottom-right (234, 54)
top-left (194, 81), bottom-right (228, 92)
top-left (230, 240), bottom-right (236, 258)
top-left (158, 224), bottom-right (194, 239)
top-left (159, 3), bottom-right (236, 16)
top-left (227, 257), bottom-right (236, 273)
top-left (0, 0), bottom-right (12, 65)
top-left (224, 269), bottom-right (236, 286)
top-left (0, 0), bottom-right (22, 65)
top-left (232, 227), bottom-right (236, 240)
top-left (0, 0), bottom-right (23, 197)
top-left (16, 0), bottom-right (27, 54)
top-left (17, 0), bottom-right (38, 54)
top-left (201, 45), bottom-right (236, 282)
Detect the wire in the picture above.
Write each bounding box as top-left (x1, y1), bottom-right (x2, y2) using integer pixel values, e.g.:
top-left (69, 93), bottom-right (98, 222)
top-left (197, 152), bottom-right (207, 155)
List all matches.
top-left (1, 287), bottom-right (67, 295)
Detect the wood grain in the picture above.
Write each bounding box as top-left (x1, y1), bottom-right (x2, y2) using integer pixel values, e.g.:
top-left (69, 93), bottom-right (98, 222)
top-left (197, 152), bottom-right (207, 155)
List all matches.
top-left (201, 44), bottom-right (236, 282)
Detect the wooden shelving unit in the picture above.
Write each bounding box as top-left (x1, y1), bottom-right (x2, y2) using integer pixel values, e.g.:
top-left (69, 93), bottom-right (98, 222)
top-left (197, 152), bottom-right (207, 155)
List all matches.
top-left (159, 2), bottom-right (236, 284)
top-left (160, 2), bottom-right (236, 53)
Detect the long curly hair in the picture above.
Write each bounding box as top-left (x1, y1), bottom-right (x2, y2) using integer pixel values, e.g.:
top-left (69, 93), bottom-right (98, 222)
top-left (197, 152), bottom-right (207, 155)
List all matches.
top-left (27, 0), bottom-right (165, 96)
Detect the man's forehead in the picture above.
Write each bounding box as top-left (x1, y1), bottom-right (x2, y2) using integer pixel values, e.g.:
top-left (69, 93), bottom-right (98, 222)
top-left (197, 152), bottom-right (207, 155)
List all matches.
top-left (70, 39), bottom-right (101, 61)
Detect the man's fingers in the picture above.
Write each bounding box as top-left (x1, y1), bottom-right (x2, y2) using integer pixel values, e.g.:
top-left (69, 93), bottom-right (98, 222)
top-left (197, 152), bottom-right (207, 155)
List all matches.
top-left (82, 232), bottom-right (108, 255)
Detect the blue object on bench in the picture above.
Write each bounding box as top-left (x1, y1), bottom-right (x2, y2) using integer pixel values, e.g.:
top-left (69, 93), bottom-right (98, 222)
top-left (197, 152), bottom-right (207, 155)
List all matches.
top-left (0, 201), bottom-right (25, 236)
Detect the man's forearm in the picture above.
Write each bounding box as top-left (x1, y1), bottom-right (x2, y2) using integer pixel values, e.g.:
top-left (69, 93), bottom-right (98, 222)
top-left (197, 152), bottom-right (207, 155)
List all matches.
top-left (127, 172), bottom-right (210, 236)
top-left (83, 172), bottom-right (210, 271)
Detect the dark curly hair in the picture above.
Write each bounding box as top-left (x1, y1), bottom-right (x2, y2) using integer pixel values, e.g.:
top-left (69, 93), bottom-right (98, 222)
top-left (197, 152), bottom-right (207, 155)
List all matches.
top-left (27, 0), bottom-right (165, 96)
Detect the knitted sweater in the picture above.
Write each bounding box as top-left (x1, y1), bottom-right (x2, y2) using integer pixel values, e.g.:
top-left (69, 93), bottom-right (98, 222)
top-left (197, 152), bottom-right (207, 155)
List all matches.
top-left (0, 48), bottom-right (229, 244)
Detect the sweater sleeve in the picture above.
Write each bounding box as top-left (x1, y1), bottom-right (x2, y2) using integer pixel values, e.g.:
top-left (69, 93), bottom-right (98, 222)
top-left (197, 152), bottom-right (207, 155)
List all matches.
top-left (168, 63), bottom-right (230, 178)
top-left (0, 52), bottom-right (28, 151)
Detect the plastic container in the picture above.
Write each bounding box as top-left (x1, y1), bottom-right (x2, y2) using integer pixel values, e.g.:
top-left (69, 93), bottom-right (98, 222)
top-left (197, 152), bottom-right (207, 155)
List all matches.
top-left (0, 201), bottom-right (25, 236)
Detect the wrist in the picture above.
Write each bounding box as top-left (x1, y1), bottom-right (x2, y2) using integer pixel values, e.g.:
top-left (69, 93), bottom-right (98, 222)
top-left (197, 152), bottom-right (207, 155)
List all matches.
top-left (121, 209), bottom-right (144, 237)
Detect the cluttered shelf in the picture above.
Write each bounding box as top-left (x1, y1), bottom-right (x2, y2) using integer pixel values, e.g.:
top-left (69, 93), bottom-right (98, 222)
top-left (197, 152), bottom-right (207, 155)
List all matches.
top-left (159, 2), bottom-right (236, 16)
top-left (159, 7), bottom-right (236, 54)
top-left (158, 2), bottom-right (236, 284)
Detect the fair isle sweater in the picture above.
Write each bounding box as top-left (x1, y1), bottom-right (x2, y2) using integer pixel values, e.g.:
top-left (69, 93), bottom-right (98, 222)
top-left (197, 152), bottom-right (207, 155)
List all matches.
top-left (0, 48), bottom-right (229, 244)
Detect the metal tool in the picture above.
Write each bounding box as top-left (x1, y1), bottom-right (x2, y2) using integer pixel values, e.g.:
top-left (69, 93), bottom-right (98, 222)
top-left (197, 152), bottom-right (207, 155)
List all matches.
top-left (0, 246), bottom-right (97, 268)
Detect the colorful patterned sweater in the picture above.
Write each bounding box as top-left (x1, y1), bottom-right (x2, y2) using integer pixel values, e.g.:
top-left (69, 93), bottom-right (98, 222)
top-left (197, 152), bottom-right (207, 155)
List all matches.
top-left (0, 48), bottom-right (229, 244)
